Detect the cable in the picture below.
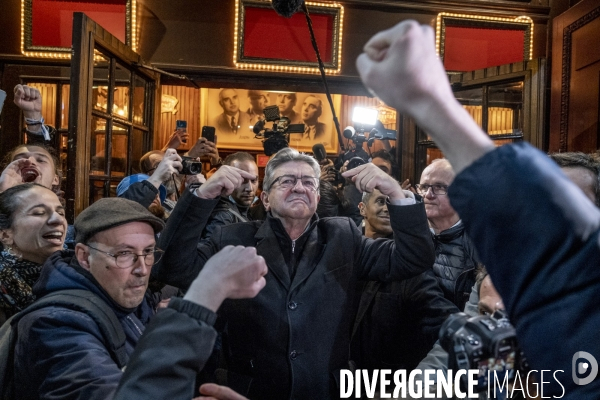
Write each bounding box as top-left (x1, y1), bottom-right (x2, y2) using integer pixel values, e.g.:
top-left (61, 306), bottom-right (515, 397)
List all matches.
top-left (301, 2), bottom-right (345, 152)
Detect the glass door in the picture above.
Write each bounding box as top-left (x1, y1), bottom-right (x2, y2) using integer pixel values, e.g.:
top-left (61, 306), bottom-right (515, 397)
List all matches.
top-left (67, 12), bottom-right (158, 221)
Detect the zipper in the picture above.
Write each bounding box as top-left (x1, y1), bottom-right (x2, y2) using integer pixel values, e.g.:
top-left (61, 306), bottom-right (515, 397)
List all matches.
top-left (291, 240), bottom-right (296, 254)
top-left (126, 315), bottom-right (143, 336)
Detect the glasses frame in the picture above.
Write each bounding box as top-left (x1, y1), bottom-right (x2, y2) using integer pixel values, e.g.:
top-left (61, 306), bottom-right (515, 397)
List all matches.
top-left (415, 184), bottom-right (449, 196)
top-left (86, 244), bottom-right (164, 269)
top-left (271, 175), bottom-right (320, 192)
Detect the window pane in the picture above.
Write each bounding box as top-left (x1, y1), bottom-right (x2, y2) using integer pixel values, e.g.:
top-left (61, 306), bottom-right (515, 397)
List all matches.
top-left (487, 81), bottom-right (523, 135)
top-left (93, 51), bottom-right (110, 113)
top-left (113, 63), bottom-right (131, 119)
top-left (454, 87), bottom-right (483, 128)
top-left (133, 75), bottom-right (147, 125)
top-left (60, 84), bottom-right (70, 129)
top-left (90, 179), bottom-right (107, 204)
top-left (90, 116), bottom-right (108, 176)
top-left (131, 128), bottom-right (145, 174)
top-left (111, 122), bottom-right (129, 177)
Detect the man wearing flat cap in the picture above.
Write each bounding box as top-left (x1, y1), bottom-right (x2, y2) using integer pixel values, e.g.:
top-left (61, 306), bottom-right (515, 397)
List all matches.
top-left (13, 197), bottom-right (166, 400)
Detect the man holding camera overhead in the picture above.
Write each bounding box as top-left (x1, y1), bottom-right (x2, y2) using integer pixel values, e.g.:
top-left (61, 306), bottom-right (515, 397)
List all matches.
top-left (156, 146), bottom-right (434, 399)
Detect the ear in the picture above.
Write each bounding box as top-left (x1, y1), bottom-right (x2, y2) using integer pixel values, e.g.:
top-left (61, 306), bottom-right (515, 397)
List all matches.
top-left (358, 202), bottom-right (366, 218)
top-left (260, 191), bottom-right (270, 211)
top-left (51, 173), bottom-right (60, 187)
top-left (0, 229), bottom-right (14, 247)
top-left (75, 243), bottom-right (91, 271)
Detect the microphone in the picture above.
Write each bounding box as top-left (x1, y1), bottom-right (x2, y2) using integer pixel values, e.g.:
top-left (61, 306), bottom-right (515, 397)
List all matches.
top-left (343, 126), bottom-right (355, 139)
top-left (271, 0), bottom-right (304, 18)
top-left (253, 119), bottom-right (266, 135)
top-left (312, 143), bottom-right (327, 162)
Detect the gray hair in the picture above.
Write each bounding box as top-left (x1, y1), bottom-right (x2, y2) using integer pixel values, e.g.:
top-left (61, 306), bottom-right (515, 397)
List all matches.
top-left (263, 147), bottom-right (320, 192)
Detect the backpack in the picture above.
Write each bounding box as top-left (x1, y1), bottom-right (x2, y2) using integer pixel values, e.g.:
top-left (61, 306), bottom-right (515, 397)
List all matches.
top-left (0, 289), bottom-right (127, 400)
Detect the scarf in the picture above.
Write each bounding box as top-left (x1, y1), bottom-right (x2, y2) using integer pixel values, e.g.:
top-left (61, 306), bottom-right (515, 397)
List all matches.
top-left (0, 250), bottom-right (42, 317)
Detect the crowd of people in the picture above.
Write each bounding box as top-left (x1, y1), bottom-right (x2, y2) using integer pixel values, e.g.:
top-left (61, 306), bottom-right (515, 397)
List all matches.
top-left (0, 20), bottom-right (599, 400)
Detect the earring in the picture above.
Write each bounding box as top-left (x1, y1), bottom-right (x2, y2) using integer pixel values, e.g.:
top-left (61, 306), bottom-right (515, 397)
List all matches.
top-left (6, 245), bottom-right (22, 260)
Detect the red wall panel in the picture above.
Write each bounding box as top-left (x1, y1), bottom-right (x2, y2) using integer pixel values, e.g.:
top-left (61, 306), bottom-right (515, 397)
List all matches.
top-left (32, 0), bottom-right (127, 48)
top-left (243, 7), bottom-right (334, 63)
top-left (444, 27), bottom-right (525, 71)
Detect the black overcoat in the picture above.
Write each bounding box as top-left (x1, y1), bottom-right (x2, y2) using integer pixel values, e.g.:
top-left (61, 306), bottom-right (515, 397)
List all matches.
top-left (157, 190), bottom-right (434, 399)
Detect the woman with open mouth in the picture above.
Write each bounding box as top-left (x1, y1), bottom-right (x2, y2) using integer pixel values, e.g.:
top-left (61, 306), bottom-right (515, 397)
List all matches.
top-left (0, 183), bottom-right (67, 325)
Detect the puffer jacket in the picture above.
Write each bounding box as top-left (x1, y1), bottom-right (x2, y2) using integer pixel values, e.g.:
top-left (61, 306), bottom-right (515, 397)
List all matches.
top-left (13, 250), bottom-right (148, 400)
top-left (431, 221), bottom-right (480, 311)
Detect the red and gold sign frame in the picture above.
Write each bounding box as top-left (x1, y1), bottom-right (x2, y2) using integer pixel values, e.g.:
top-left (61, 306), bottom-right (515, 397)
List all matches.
top-left (436, 12), bottom-right (533, 72)
top-left (234, 0), bottom-right (344, 74)
top-left (21, 0), bottom-right (137, 59)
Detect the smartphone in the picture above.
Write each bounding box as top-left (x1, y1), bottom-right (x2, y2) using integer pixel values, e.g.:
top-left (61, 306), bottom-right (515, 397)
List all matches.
top-left (0, 90), bottom-right (6, 116)
top-left (202, 126), bottom-right (216, 144)
top-left (176, 120), bottom-right (187, 143)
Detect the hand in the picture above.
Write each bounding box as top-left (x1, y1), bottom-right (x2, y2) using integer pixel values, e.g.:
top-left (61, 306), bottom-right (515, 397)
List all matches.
top-left (355, 21), bottom-right (454, 118)
top-left (185, 172), bottom-right (206, 187)
top-left (320, 166), bottom-right (337, 183)
top-left (184, 246), bottom-right (268, 312)
top-left (0, 159), bottom-right (32, 192)
top-left (147, 148), bottom-right (182, 188)
top-left (161, 128), bottom-right (188, 151)
top-left (195, 165), bottom-right (256, 200)
top-left (342, 163), bottom-right (405, 201)
top-left (194, 383), bottom-right (249, 400)
top-left (13, 85), bottom-right (42, 120)
top-left (188, 138), bottom-right (220, 165)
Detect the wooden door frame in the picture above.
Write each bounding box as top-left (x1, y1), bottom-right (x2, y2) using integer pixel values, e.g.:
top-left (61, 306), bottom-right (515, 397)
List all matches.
top-left (67, 12), bottom-right (159, 222)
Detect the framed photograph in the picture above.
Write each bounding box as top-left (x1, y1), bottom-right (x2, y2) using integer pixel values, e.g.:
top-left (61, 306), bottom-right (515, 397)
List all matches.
top-left (200, 89), bottom-right (341, 154)
top-left (21, 0), bottom-right (136, 58)
top-left (234, 0), bottom-right (344, 74)
top-left (436, 13), bottom-right (533, 72)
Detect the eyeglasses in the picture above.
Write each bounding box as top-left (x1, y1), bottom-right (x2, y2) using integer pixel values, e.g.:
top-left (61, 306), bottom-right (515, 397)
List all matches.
top-left (271, 175), bottom-right (319, 192)
top-left (86, 244), bottom-right (164, 269)
top-left (414, 184), bottom-right (449, 195)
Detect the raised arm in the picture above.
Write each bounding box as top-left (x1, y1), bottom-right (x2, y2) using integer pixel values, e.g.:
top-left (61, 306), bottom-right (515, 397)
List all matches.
top-left (355, 21), bottom-right (495, 174)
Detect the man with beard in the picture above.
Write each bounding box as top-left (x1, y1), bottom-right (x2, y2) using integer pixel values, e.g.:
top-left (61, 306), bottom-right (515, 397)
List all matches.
top-left (201, 152), bottom-right (259, 242)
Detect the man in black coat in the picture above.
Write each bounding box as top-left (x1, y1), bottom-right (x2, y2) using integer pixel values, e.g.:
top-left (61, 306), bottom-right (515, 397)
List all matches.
top-left (156, 147), bottom-right (434, 399)
top-left (351, 189), bottom-right (458, 373)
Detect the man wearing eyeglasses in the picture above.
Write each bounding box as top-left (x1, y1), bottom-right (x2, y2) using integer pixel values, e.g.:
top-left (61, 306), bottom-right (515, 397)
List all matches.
top-left (416, 158), bottom-right (480, 311)
top-left (13, 197), bottom-right (166, 399)
top-left (157, 146), bottom-right (434, 399)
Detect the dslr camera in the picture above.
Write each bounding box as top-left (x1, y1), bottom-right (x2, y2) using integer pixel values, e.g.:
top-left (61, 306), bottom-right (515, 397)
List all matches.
top-left (439, 310), bottom-right (528, 393)
top-left (253, 105), bottom-right (304, 156)
top-left (180, 156), bottom-right (203, 175)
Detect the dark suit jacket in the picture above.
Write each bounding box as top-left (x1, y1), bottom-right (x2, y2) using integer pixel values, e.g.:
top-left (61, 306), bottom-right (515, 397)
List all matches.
top-left (156, 191), bottom-right (434, 400)
top-left (213, 111), bottom-right (251, 135)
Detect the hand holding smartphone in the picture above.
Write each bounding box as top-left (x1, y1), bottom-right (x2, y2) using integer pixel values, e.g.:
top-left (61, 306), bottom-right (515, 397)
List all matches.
top-left (202, 126), bottom-right (216, 144)
top-left (176, 120), bottom-right (187, 143)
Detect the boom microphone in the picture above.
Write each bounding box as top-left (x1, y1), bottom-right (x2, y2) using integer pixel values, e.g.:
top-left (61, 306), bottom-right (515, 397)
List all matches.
top-left (271, 0), bottom-right (304, 18)
top-left (343, 126), bottom-right (355, 139)
top-left (312, 143), bottom-right (327, 163)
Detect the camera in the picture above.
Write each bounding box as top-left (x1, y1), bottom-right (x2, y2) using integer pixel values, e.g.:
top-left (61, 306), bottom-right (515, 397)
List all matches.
top-left (253, 105), bottom-right (304, 156)
top-left (180, 156), bottom-right (203, 175)
top-left (439, 311), bottom-right (528, 393)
